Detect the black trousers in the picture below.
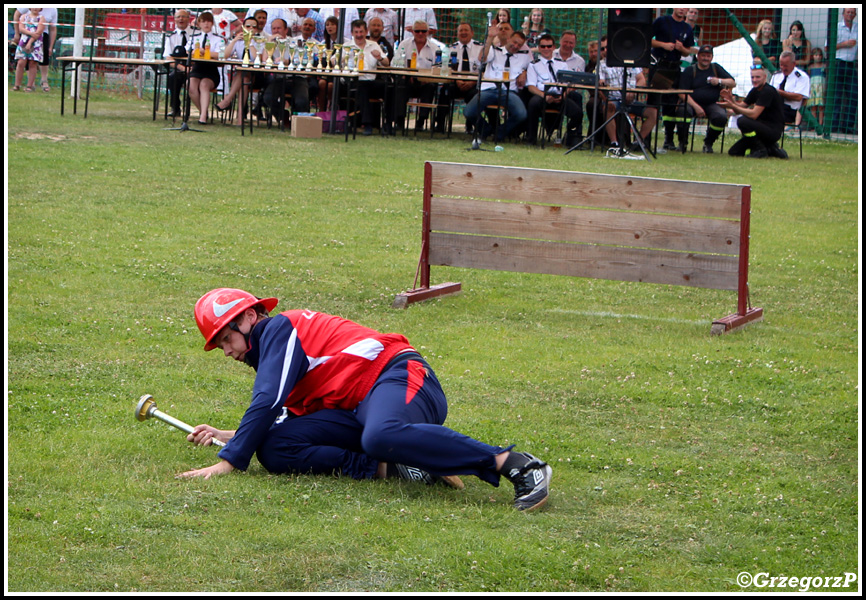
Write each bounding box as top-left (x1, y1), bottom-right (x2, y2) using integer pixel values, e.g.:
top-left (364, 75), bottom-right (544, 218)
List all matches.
top-left (525, 94), bottom-right (582, 144)
top-left (729, 116), bottom-right (782, 155)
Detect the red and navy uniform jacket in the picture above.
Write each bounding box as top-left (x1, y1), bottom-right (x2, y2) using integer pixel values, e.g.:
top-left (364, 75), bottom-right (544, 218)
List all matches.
top-left (218, 310), bottom-right (414, 470)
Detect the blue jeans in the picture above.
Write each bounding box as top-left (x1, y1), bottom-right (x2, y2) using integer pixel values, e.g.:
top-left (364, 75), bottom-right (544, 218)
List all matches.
top-left (463, 88), bottom-right (527, 142)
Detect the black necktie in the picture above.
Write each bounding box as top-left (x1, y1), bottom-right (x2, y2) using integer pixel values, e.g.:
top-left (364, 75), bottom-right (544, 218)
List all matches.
top-left (181, 31), bottom-right (187, 48)
top-left (505, 53), bottom-right (512, 69)
top-left (780, 75), bottom-right (788, 90)
top-left (462, 44), bottom-right (470, 71)
top-left (202, 34), bottom-right (208, 48)
top-left (548, 60), bottom-right (556, 81)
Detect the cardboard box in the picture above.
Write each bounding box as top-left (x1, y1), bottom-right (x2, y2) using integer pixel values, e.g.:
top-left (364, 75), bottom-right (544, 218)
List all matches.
top-left (291, 116), bottom-right (323, 138)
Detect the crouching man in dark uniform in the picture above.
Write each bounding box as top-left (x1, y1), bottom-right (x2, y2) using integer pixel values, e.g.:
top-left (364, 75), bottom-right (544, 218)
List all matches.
top-left (718, 65), bottom-right (787, 159)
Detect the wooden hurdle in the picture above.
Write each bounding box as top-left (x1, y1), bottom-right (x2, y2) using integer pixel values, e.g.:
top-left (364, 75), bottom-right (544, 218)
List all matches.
top-left (392, 162), bottom-right (763, 335)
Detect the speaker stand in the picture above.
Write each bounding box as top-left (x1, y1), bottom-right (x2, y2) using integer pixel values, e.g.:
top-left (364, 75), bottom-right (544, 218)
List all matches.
top-left (566, 74), bottom-right (651, 161)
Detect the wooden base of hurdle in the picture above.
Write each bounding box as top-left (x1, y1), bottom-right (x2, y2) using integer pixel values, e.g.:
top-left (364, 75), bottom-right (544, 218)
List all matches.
top-left (393, 162), bottom-right (763, 335)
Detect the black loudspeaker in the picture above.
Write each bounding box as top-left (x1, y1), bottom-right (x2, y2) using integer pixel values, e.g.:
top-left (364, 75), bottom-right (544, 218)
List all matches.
top-left (606, 8), bottom-right (653, 68)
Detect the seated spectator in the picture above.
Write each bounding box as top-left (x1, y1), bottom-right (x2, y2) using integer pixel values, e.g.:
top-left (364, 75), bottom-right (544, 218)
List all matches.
top-left (585, 40), bottom-right (599, 74)
top-left (264, 18), bottom-right (311, 127)
top-left (436, 22), bottom-right (484, 133)
top-left (524, 34), bottom-right (582, 146)
top-left (719, 66), bottom-right (787, 159)
top-left (344, 19), bottom-right (391, 135)
top-left (164, 9), bottom-right (194, 117)
top-left (463, 24), bottom-right (531, 143)
top-left (394, 21), bottom-right (441, 131)
top-left (597, 55), bottom-right (657, 154)
top-left (217, 17), bottom-right (260, 125)
top-left (367, 17), bottom-right (394, 61)
top-left (187, 12), bottom-right (225, 125)
top-left (287, 18), bottom-right (321, 111)
top-left (584, 35), bottom-right (608, 144)
top-left (317, 16), bottom-right (342, 111)
top-left (678, 45), bottom-right (736, 153)
top-left (553, 30), bottom-right (586, 130)
top-left (769, 50), bottom-right (810, 127)
top-left (319, 8), bottom-right (360, 42)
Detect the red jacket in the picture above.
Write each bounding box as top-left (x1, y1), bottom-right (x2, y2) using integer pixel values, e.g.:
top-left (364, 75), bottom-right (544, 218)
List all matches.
top-left (218, 310), bottom-right (414, 470)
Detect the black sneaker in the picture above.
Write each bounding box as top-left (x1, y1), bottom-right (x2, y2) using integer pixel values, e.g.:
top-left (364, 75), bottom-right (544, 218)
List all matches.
top-left (503, 453), bottom-right (552, 511)
top-left (392, 463), bottom-right (464, 489)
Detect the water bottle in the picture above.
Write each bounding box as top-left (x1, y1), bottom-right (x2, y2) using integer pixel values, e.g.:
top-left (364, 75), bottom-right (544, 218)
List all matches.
top-left (440, 50), bottom-right (451, 76)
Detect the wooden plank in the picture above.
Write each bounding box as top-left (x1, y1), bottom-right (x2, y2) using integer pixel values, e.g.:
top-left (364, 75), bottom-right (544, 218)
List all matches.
top-left (428, 233), bottom-right (740, 291)
top-left (430, 197), bottom-right (741, 255)
top-left (392, 282), bottom-right (462, 308)
top-left (428, 162), bottom-right (745, 219)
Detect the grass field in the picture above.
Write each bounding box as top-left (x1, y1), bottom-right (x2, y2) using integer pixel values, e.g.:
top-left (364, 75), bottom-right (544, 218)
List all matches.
top-left (6, 90), bottom-right (861, 592)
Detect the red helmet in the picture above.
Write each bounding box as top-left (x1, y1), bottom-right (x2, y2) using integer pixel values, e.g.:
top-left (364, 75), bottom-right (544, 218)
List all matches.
top-left (194, 288), bottom-right (278, 351)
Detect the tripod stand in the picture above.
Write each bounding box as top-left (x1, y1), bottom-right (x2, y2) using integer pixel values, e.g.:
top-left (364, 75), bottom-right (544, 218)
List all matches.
top-left (565, 70), bottom-right (651, 161)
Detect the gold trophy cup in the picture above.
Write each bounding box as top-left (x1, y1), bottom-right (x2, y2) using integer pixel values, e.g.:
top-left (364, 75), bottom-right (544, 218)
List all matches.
top-left (305, 40), bottom-right (316, 70)
top-left (276, 38), bottom-right (287, 69)
top-left (253, 35), bottom-right (265, 67)
top-left (241, 26), bottom-right (255, 67)
top-left (317, 43), bottom-right (326, 71)
top-left (264, 39), bottom-right (276, 68)
top-left (333, 44), bottom-right (343, 73)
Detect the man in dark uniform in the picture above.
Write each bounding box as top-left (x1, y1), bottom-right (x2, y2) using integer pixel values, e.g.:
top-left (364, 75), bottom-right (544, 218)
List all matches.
top-left (719, 66), bottom-right (787, 158)
top-left (678, 45), bottom-right (736, 153)
top-left (649, 8), bottom-right (695, 152)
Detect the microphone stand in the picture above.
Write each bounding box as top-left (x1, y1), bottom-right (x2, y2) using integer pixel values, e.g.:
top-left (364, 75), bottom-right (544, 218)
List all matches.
top-left (166, 20), bottom-right (204, 132)
top-left (467, 16), bottom-right (495, 151)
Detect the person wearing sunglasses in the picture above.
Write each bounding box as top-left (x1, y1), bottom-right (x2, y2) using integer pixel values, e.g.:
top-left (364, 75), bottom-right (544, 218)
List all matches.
top-left (525, 34), bottom-right (582, 146)
top-left (718, 65), bottom-right (787, 158)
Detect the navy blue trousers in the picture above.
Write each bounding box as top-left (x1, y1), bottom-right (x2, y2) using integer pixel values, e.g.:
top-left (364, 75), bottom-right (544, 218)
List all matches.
top-left (255, 353), bottom-right (506, 486)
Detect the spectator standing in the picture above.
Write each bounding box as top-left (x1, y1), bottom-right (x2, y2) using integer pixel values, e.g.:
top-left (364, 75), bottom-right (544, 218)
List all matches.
top-left (828, 8), bottom-right (857, 135)
top-left (364, 8), bottom-right (400, 46)
top-left (753, 19), bottom-right (781, 67)
top-left (807, 47), bottom-right (827, 130)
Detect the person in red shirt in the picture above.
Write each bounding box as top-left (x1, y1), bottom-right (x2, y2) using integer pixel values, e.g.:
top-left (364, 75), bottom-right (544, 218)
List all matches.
top-left (178, 288), bottom-right (552, 511)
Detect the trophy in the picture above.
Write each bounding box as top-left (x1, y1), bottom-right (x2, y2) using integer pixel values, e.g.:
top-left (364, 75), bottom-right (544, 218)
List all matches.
top-left (333, 44), bottom-right (343, 73)
top-left (305, 40), bottom-right (316, 71)
top-left (325, 46), bottom-right (335, 72)
top-left (317, 43), bottom-right (326, 71)
top-left (351, 47), bottom-right (360, 73)
top-left (264, 39), bottom-right (276, 68)
top-left (292, 44), bottom-right (302, 69)
top-left (276, 38), bottom-right (287, 69)
top-left (241, 25), bottom-right (255, 67)
top-left (253, 35), bottom-right (265, 67)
